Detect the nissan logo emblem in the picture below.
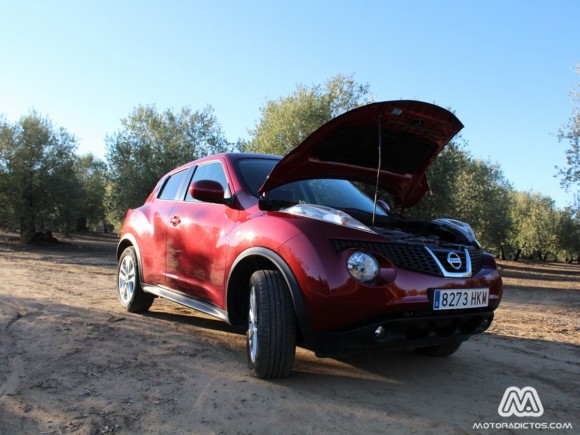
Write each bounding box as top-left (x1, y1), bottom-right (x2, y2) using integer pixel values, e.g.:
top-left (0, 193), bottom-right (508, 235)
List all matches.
top-left (447, 252), bottom-right (462, 270)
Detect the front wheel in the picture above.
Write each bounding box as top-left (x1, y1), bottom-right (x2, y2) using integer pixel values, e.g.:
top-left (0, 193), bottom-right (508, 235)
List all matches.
top-left (117, 247), bottom-right (154, 313)
top-left (247, 270), bottom-right (296, 379)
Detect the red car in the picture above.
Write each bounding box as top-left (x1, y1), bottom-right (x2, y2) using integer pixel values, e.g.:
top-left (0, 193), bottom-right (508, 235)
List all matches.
top-left (116, 100), bottom-right (503, 379)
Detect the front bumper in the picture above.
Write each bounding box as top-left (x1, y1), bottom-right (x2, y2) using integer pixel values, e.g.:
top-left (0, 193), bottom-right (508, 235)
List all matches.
top-left (301, 310), bottom-right (495, 357)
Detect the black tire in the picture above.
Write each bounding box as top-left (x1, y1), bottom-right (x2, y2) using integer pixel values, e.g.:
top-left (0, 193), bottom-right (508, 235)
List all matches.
top-left (247, 270), bottom-right (297, 379)
top-left (117, 247), bottom-right (154, 313)
top-left (416, 340), bottom-right (463, 357)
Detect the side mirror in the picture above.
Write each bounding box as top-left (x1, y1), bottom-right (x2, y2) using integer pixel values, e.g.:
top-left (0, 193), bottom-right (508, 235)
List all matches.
top-left (189, 180), bottom-right (226, 204)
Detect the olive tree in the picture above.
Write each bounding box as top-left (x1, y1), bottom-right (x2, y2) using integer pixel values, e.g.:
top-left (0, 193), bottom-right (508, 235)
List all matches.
top-left (245, 74), bottom-right (371, 155)
top-left (407, 139), bottom-right (471, 220)
top-left (507, 191), bottom-right (560, 261)
top-left (75, 154), bottom-right (108, 231)
top-left (105, 105), bottom-right (230, 226)
top-left (556, 63), bottom-right (580, 216)
top-left (0, 112), bottom-right (78, 241)
top-left (451, 159), bottom-right (512, 255)
top-left (407, 139), bottom-right (512, 255)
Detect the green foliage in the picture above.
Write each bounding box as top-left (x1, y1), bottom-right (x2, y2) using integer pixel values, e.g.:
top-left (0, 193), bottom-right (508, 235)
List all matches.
top-left (407, 139), bottom-right (579, 261)
top-left (507, 191), bottom-right (561, 259)
top-left (75, 154), bottom-right (108, 231)
top-left (556, 63), bottom-right (580, 216)
top-left (1, 73), bottom-right (576, 261)
top-left (0, 112), bottom-right (79, 241)
top-left (408, 139), bottom-right (470, 219)
top-left (408, 137), bottom-right (578, 261)
top-left (554, 208), bottom-right (580, 261)
top-left (452, 159), bottom-right (512, 253)
top-left (244, 74), bottom-right (371, 155)
top-left (557, 114), bottom-right (580, 189)
top-left (407, 139), bottom-right (512, 255)
top-left (105, 104), bottom-right (231, 225)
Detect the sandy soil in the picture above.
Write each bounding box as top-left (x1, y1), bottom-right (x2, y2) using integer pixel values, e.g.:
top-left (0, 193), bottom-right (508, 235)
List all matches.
top-left (0, 232), bottom-right (578, 434)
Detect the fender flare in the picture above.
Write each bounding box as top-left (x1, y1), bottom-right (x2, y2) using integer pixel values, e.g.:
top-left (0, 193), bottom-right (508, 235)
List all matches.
top-left (117, 233), bottom-right (144, 283)
top-left (227, 247), bottom-right (311, 332)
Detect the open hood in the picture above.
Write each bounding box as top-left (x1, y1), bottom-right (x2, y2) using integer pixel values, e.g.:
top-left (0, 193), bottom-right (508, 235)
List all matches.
top-left (258, 100), bottom-right (463, 208)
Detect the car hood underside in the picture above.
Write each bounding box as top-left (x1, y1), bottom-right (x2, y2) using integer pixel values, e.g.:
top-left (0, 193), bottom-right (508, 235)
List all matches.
top-left (259, 100), bottom-right (464, 208)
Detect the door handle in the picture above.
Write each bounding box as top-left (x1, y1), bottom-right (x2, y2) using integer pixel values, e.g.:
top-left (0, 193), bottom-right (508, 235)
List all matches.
top-left (169, 216), bottom-right (181, 226)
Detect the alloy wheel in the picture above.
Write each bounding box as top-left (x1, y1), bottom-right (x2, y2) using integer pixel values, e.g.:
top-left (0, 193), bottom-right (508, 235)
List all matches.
top-left (118, 255), bottom-right (136, 305)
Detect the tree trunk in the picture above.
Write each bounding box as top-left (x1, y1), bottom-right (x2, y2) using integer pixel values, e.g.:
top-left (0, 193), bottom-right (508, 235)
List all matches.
top-left (77, 217), bottom-right (88, 232)
top-left (19, 215), bottom-right (36, 243)
top-left (19, 195), bottom-right (37, 243)
top-left (500, 245), bottom-right (507, 261)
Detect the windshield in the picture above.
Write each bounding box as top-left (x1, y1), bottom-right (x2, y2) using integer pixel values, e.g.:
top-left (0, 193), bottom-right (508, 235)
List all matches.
top-left (236, 158), bottom-right (280, 197)
top-left (236, 157), bottom-right (387, 217)
top-left (266, 179), bottom-right (387, 216)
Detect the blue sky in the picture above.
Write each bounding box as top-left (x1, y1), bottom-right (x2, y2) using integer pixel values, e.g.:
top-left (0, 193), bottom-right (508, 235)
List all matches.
top-left (1, 0), bottom-right (578, 208)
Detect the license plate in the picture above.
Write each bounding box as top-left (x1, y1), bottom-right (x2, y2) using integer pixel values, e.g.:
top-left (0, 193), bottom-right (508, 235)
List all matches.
top-left (433, 288), bottom-right (489, 310)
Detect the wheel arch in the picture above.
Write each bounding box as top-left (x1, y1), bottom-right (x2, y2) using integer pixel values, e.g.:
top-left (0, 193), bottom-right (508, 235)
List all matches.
top-left (226, 247), bottom-right (310, 336)
top-left (116, 234), bottom-right (143, 282)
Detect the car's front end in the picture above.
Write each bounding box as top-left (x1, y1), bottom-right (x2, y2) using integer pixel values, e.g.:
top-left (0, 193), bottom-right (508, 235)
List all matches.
top-left (269, 209), bottom-right (502, 357)
top-left (251, 100), bottom-right (503, 357)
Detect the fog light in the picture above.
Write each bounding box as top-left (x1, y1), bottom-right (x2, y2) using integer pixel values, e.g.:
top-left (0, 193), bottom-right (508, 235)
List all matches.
top-left (374, 326), bottom-right (386, 340)
top-left (347, 252), bottom-right (379, 282)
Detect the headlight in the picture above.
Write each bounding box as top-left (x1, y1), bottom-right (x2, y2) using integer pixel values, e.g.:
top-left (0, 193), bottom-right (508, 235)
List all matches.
top-left (281, 204), bottom-right (374, 233)
top-left (347, 252), bottom-right (380, 283)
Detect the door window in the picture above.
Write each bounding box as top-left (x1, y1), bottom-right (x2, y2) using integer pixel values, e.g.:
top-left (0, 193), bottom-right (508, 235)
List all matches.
top-left (186, 161), bottom-right (231, 201)
top-left (158, 168), bottom-right (190, 200)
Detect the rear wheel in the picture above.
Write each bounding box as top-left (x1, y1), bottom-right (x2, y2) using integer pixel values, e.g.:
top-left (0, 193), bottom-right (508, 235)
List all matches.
top-left (117, 247), bottom-right (154, 313)
top-left (247, 270), bottom-right (296, 379)
top-left (416, 340), bottom-right (463, 357)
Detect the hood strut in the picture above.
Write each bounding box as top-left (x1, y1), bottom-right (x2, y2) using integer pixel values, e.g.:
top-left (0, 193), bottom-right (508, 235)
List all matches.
top-left (371, 115), bottom-right (382, 227)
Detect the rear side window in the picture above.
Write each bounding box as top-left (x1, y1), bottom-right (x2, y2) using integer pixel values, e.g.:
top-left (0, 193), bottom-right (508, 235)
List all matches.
top-left (158, 169), bottom-right (190, 200)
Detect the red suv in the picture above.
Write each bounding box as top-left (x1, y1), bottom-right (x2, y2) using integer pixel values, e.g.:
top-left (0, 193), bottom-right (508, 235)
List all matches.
top-left (116, 100), bottom-right (503, 379)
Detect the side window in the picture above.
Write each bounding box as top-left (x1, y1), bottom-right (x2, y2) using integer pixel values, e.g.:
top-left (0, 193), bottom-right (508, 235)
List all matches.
top-left (157, 169), bottom-right (190, 200)
top-left (186, 161), bottom-right (230, 201)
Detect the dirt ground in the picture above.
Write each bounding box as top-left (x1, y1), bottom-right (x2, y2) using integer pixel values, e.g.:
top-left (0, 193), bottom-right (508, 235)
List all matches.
top-left (0, 232), bottom-right (578, 434)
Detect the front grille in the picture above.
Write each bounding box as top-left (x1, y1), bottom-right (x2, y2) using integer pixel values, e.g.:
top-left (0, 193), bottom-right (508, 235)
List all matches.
top-left (469, 247), bottom-right (483, 273)
top-left (331, 239), bottom-right (483, 277)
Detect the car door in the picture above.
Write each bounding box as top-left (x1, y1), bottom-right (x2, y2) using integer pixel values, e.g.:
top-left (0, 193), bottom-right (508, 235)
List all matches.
top-left (141, 167), bottom-right (192, 286)
top-left (165, 161), bottom-right (238, 308)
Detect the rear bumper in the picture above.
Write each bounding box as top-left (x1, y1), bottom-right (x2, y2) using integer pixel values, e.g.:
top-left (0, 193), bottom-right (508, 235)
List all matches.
top-left (301, 310), bottom-right (495, 357)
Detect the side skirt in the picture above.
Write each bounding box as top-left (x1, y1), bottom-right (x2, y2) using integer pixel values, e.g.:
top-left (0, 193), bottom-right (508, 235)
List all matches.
top-left (142, 284), bottom-right (230, 323)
